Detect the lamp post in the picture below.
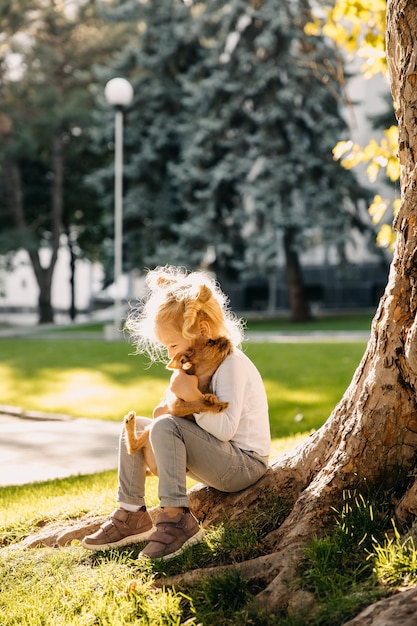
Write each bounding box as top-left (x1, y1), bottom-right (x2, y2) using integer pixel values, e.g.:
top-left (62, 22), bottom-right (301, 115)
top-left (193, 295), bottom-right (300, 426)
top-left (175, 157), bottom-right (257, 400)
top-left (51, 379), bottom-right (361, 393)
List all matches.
top-left (104, 77), bottom-right (133, 339)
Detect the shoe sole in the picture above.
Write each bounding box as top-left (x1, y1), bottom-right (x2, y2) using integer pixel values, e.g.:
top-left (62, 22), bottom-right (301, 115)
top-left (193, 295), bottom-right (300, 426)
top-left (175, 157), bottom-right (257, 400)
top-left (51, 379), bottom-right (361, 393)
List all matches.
top-left (139, 528), bottom-right (204, 561)
top-left (81, 527), bottom-right (155, 551)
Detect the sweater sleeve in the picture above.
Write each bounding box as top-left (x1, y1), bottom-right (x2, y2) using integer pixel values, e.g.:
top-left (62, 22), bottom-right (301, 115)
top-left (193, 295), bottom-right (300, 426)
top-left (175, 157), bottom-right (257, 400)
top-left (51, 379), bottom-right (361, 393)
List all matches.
top-left (194, 350), bottom-right (271, 456)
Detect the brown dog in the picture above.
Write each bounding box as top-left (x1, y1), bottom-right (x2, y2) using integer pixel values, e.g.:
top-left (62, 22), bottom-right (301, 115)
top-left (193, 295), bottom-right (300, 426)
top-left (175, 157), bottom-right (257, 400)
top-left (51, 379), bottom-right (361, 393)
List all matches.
top-left (124, 337), bottom-right (232, 474)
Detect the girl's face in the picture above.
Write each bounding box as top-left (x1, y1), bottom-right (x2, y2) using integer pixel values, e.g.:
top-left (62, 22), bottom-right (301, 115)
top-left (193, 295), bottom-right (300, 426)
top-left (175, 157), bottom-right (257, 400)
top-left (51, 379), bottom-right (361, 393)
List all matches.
top-left (156, 326), bottom-right (193, 359)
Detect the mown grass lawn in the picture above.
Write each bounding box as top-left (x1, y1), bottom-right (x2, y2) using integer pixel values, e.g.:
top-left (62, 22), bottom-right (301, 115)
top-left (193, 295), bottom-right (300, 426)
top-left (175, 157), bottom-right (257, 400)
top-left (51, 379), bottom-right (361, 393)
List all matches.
top-left (0, 337), bottom-right (367, 439)
top-left (1, 471), bottom-right (414, 625)
top-left (245, 311), bottom-right (373, 332)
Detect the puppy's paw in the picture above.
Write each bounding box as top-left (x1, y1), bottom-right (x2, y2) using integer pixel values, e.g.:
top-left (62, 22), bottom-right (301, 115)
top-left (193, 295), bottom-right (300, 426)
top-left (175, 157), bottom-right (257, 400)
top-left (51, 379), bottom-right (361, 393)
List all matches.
top-left (215, 401), bottom-right (229, 413)
top-left (202, 394), bottom-right (229, 413)
top-left (124, 410), bottom-right (136, 429)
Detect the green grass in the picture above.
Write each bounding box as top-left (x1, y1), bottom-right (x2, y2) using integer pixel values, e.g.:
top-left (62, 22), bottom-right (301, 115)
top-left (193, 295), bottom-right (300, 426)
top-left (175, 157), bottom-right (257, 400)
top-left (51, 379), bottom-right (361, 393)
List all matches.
top-left (0, 338), bottom-right (167, 421)
top-left (32, 311), bottom-right (374, 334)
top-left (245, 312), bottom-right (373, 332)
top-left (372, 521), bottom-right (417, 586)
top-left (1, 479), bottom-right (413, 625)
top-left (292, 492), bottom-right (390, 625)
top-left (0, 477), bottom-right (287, 625)
top-left (0, 471), bottom-right (119, 545)
top-left (2, 327), bottom-right (417, 625)
top-left (0, 338), bottom-right (366, 439)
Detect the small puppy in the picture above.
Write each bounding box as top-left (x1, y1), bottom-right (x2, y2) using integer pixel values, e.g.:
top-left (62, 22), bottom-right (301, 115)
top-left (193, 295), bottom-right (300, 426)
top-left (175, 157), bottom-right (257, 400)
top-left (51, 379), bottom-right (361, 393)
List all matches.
top-left (124, 337), bottom-right (232, 474)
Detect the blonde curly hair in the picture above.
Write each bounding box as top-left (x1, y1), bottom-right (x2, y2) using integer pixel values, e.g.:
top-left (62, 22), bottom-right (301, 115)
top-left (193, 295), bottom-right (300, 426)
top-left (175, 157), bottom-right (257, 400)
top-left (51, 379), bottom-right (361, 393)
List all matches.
top-left (125, 266), bottom-right (244, 362)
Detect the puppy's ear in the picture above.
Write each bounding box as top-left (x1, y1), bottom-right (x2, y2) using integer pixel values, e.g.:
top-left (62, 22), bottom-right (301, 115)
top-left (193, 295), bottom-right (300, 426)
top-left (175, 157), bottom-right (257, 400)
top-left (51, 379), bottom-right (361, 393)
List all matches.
top-left (167, 356), bottom-right (182, 370)
top-left (167, 356), bottom-right (193, 371)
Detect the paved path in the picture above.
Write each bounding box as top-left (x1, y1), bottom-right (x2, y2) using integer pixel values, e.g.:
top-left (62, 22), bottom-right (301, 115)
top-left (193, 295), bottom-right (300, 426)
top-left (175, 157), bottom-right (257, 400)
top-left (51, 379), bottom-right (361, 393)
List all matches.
top-left (0, 413), bottom-right (121, 487)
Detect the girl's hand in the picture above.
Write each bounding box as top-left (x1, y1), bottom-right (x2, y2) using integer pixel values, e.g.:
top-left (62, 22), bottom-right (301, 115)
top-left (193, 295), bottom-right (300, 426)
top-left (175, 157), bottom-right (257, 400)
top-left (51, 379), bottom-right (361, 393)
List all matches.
top-left (169, 369), bottom-right (202, 402)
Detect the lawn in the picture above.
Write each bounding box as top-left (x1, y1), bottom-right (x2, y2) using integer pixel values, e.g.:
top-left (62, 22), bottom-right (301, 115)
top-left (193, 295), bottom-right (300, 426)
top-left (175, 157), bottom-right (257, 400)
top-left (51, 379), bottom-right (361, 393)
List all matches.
top-left (0, 337), bottom-right (367, 438)
top-left (245, 311), bottom-right (373, 332)
top-left (34, 311), bottom-right (374, 334)
top-left (2, 329), bottom-right (416, 626)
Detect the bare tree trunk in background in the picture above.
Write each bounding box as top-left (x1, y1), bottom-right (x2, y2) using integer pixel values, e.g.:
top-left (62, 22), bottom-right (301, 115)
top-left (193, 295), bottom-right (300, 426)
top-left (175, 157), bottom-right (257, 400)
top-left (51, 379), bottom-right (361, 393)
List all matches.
top-left (4, 132), bottom-right (64, 324)
top-left (283, 226), bottom-right (311, 322)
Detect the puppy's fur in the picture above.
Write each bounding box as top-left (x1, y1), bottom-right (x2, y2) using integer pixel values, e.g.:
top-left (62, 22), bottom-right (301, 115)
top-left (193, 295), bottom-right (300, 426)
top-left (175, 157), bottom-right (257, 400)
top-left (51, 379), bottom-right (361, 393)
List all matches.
top-left (124, 337), bottom-right (232, 475)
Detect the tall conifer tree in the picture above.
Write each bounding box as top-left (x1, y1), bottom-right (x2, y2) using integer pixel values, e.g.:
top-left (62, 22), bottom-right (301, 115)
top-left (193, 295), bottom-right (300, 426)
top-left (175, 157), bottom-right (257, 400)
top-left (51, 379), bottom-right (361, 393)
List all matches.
top-left (92, 0), bottom-right (372, 320)
top-left (167, 0), bottom-right (372, 319)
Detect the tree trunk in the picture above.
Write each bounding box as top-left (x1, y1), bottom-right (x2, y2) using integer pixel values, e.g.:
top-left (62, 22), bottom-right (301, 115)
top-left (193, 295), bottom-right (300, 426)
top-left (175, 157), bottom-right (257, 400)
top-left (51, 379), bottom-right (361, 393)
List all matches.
top-left (155, 1), bottom-right (417, 614)
top-left (283, 226), bottom-right (311, 322)
top-left (4, 131), bottom-right (64, 324)
top-left (267, 270), bottom-right (277, 312)
top-left (65, 225), bottom-right (77, 321)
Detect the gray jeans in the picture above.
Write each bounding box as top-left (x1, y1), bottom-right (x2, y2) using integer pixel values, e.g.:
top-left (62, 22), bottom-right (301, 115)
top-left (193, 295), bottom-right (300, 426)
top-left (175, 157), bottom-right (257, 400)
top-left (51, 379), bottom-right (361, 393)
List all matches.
top-left (117, 414), bottom-right (269, 509)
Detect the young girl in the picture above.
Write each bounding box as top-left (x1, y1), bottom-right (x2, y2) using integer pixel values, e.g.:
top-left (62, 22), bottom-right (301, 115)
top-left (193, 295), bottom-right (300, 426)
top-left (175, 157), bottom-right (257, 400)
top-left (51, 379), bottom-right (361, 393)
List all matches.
top-left (82, 265), bottom-right (271, 560)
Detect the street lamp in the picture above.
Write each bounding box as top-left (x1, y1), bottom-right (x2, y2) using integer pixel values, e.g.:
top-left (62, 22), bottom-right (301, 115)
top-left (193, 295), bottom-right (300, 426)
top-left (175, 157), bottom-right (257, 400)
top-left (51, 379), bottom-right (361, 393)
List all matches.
top-left (104, 77), bottom-right (134, 339)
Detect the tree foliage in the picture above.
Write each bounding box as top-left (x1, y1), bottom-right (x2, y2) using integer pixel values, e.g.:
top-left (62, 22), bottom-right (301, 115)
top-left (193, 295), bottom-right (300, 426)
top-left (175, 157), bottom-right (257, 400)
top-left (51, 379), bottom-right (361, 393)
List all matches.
top-left (91, 0), bottom-right (372, 321)
top-left (172, 0), bottom-right (373, 283)
top-left (0, 0), bottom-right (133, 321)
top-left (87, 0), bottom-right (199, 282)
top-left (0, 0), bottom-right (381, 322)
top-left (309, 0), bottom-right (399, 250)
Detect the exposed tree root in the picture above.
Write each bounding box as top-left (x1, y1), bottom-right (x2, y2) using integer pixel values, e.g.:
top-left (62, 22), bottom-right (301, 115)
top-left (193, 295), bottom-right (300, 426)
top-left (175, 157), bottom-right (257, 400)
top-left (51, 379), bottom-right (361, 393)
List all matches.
top-left (162, 382), bottom-right (417, 615)
top-left (161, 427), bottom-right (357, 613)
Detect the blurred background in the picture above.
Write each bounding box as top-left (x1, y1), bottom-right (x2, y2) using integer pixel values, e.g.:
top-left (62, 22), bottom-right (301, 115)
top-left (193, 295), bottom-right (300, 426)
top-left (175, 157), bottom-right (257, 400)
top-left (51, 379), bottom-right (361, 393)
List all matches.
top-left (0, 1), bottom-right (396, 328)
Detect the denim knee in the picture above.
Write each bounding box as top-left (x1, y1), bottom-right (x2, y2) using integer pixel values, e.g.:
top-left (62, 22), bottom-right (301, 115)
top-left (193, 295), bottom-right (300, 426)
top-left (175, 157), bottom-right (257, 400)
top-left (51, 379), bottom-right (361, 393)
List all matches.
top-left (149, 414), bottom-right (177, 447)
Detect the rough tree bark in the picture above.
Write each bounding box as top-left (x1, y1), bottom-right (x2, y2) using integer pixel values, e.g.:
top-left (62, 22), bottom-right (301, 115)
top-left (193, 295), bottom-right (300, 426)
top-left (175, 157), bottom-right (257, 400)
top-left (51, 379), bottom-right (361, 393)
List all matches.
top-left (159, 0), bottom-right (417, 613)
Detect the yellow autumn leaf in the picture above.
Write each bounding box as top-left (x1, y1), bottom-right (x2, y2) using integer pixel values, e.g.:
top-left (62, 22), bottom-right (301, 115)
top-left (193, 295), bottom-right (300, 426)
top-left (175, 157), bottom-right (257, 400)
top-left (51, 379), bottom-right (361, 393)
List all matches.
top-left (368, 195), bottom-right (388, 224)
top-left (386, 158), bottom-right (400, 182)
top-left (366, 161), bottom-right (381, 183)
top-left (393, 198), bottom-right (401, 215)
top-left (304, 19), bottom-right (321, 37)
top-left (341, 153), bottom-right (361, 169)
top-left (384, 125), bottom-right (399, 148)
top-left (333, 140), bottom-right (354, 160)
top-left (377, 224), bottom-right (396, 249)
top-left (322, 22), bottom-right (349, 46)
top-left (362, 139), bottom-right (381, 159)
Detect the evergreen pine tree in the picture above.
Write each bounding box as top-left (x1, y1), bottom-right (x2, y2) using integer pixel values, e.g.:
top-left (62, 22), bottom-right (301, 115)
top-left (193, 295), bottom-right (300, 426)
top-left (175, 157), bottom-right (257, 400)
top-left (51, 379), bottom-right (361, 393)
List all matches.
top-left (167, 0), bottom-right (372, 319)
top-left (91, 0), bottom-right (372, 321)
top-left (92, 0), bottom-right (201, 278)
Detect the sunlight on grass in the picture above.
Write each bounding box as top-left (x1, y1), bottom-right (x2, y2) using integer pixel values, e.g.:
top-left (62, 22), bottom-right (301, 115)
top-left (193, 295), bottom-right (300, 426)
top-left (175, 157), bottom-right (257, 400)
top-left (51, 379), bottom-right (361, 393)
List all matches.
top-left (0, 339), bottom-right (366, 436)
top-left (0, 547), bottom-right (146, 626)
top-left (0, 338), bottom-right (168, 419)
top-left (269, 432), bottom-right (311, 459)
top-left (0, 472), bottom-right (117, 538)
top-left (29, 369), bottom-right (167, 419)
top-left (3, 360), bottom-right (158, 417)
top-left (0, 436), bottom-right (302, 538)
top-left (265, 382), bottom-right (324, 405)
top-left (0, 473), bottom-right (199, 538)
